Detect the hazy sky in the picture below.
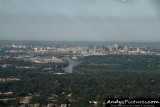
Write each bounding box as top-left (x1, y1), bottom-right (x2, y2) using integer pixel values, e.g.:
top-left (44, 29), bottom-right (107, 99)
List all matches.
top-left (0, 0), bottom-right (160, 41)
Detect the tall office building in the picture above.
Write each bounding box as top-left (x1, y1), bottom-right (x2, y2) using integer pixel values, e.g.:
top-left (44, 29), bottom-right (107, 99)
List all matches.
top-left (93, 45), bottom-right (96, 53)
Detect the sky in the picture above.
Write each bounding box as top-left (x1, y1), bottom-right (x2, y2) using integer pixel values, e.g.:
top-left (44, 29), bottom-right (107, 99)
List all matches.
top-left (0, 0), bottom-right (160, 42)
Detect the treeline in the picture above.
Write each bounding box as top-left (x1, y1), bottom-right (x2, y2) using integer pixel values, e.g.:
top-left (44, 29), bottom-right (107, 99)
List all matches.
top-left (79, 55), bottom-right (160, 70)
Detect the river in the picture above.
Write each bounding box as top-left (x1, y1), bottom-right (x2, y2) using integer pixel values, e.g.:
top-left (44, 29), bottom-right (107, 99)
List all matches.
top-left (62, 57), bottom-right (80, 73)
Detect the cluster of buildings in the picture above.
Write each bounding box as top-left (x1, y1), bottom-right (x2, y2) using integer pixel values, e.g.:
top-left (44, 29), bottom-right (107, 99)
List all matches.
top-left (106, 44), bottom-right (151, 55)
top-left (0, 42), bottom-right (155, 63)
top-left (0, 43), bottom-right (155, 73)
top-left (31, 43), bottom-right (153, 57)
top-left (30, 56), bottom-right (65, 64)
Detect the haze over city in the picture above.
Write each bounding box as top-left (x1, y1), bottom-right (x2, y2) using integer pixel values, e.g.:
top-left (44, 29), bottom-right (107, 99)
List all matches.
top-left (0, 0), bottom-right (160, 41)
top-left (1, 1), bottom-right (160, 106)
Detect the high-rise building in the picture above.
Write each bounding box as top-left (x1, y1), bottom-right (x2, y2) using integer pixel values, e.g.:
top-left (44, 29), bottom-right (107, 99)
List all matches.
top-left (93, 45), bottom-right (96, 53)
top-left (124, 46), bottom-right (128, 52)
top-left (114, 44), bottom-right (118, 51)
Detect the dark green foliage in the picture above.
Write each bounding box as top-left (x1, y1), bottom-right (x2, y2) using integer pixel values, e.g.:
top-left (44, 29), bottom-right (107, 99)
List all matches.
top-left (0, 55), bottom-right (160, 106)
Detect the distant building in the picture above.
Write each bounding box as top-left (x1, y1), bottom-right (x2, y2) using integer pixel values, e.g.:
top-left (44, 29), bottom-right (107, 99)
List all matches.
top-left (93, 45), bottom-right (96, 53)
top-left (123, 46), bottom-right (128, 53)
top-left (114, 44), bottom-right (118, 51)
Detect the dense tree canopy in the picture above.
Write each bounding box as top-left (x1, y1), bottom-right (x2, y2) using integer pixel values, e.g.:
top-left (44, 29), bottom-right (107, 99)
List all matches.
top-left (0, 55), bottom-right (160, 106)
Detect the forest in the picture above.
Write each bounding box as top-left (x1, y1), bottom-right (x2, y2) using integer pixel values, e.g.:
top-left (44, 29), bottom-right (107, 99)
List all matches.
top-left (0, 55), bottom-right (160, 107)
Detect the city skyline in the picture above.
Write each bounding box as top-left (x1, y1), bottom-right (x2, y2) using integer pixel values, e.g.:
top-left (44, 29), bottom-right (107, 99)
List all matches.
top-left (0, 0), bottom-right (160, 42)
